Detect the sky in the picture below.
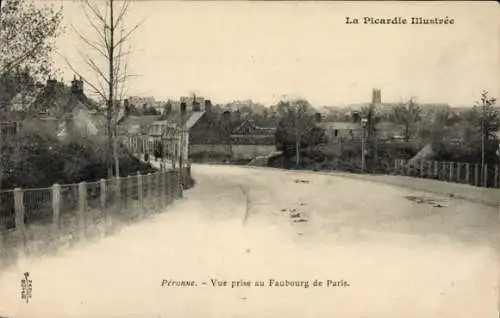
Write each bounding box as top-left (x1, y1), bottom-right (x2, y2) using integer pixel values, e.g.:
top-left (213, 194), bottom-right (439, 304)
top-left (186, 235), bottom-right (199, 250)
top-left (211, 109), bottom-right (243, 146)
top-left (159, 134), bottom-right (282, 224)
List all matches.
top-left (45, 0), bottom-right (499, 107)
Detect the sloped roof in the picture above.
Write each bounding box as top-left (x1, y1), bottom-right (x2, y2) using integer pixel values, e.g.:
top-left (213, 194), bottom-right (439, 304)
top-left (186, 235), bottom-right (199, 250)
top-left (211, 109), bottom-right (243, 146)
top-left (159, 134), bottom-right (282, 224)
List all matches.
top-left (57, 107), bottom-right (107, 138)
top-left (162, 111), bottom-right (206, 130)
top-left (118, 115), bottom-right (161, 135)
top-left (33, 85), bottom-right (96, 117)
top-left (185, 111), bottom-right (205, 129)
top-left (233, 118), bottom-right (276, 135)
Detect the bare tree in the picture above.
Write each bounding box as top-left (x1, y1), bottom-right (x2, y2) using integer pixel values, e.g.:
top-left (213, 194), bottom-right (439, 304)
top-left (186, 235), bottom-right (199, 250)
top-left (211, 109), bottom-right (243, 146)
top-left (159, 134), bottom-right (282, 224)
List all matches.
top-left (62, 0), bottom-right (143, 178)
top-left (390, 98), bottom-right (422, 142)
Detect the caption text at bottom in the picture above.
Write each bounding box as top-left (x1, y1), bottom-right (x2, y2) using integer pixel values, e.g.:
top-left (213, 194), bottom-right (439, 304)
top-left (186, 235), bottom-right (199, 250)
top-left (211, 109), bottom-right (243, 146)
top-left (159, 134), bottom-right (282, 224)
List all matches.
top-left (161, 278), bottom-right (350, 289)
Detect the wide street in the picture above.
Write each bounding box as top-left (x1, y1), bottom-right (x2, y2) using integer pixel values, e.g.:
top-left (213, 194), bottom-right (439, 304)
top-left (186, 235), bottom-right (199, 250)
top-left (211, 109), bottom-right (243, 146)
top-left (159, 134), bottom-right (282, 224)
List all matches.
top-left (0, 164), bottom-right (498, 318)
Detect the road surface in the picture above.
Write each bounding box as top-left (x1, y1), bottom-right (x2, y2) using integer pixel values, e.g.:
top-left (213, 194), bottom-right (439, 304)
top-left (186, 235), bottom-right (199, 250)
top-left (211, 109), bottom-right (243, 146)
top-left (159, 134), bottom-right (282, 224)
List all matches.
top-left (0, 164), bottom-right (498, 318)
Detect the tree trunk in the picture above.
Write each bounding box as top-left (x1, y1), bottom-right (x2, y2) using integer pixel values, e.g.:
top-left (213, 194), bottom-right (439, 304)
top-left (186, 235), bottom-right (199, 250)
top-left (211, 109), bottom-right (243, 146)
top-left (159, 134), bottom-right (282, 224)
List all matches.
top-left (108, 0), bottom-right (116, 178)
top-left (106, 101), bottom-right (113, 179)
top-left (113, 128), bottom-right (120, 178)
top-left (295, 140), bottom-right (300, 167)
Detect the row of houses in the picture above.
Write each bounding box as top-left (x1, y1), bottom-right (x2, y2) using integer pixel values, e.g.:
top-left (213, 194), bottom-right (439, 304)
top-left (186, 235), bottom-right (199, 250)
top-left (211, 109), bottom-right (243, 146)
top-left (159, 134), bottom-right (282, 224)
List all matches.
top-left (125, 99), bottom-right (277, 162)
top-left (5, 79), bottom-right (467, 164)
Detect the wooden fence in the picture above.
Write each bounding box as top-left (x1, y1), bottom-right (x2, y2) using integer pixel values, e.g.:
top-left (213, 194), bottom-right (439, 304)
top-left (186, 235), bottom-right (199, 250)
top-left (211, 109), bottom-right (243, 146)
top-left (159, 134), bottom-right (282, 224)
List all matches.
top-left (0, 166), bottom-right (190, 267)
top-left (394, 159), bottom-right (500, 188)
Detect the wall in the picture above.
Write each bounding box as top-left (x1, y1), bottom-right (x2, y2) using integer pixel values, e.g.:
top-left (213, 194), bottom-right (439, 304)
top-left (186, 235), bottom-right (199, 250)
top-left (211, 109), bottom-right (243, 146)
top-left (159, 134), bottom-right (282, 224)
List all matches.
top-left (232, 144), bottom-right (277, 160)
top-left (189, 144), bottom-right (276, 161)
top-left (189, 144), bottom-right (231, 157)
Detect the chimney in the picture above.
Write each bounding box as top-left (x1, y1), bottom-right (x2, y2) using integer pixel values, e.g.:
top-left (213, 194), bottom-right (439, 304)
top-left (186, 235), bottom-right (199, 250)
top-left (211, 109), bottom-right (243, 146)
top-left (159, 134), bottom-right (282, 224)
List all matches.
top-left (351, 111), bottom-right (360, 123)
top-left (46, 77), bottom-right (57, 91)
top-left (164, 102), bottom-right (173, 114)
top-left (234, 109), bottom-right (241, 121)
top-left (221, 110), bottom-right (231, 122)
top-left (192, 101), bottom-right (201, 112)
top-left (180, 102), bottom-right (187, 116)
top-left (221, 111), bottom-right (232, 136)
top-left (315, 113), bottom-right (322, 123)
top-left (204, 100), bottom-right (212, 112)
top-left (71, 75), bottom-right (84, 95)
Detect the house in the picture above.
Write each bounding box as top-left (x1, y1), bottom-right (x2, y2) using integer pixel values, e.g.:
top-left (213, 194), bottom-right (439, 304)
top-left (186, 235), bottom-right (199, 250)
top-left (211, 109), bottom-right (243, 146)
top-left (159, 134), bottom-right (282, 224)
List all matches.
top-left (317, 121), bottom-right (364, 142)
top-left (143, 99), bottom-right (223, 162)
top-left (230, 118), bottom-right (277, 161)
top-left (118, 115), bottom-right (161, 153)
top-left (16, 76), bottom-right (107, 139)
top-left (143, 99), bottom-right (279, 162)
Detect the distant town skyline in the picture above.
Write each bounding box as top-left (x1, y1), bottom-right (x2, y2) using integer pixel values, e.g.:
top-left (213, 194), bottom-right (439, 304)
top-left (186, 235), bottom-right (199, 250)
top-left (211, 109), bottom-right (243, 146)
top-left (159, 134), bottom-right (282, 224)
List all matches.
top-left (48, 1), bottom-right (498, 107)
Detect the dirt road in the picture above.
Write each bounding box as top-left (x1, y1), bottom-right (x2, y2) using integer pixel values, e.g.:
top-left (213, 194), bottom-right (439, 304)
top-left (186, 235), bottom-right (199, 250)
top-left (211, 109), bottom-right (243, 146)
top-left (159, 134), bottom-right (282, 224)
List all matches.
top-left (0, 164), bottom-right (497, 318)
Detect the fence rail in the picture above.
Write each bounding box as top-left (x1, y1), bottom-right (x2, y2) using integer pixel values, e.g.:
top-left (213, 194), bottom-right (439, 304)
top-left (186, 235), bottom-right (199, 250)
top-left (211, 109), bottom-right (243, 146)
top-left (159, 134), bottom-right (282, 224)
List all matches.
top-left (394, 159), bottom-right (500, 188)
top-left (0, 166), bottom-right (189, 267)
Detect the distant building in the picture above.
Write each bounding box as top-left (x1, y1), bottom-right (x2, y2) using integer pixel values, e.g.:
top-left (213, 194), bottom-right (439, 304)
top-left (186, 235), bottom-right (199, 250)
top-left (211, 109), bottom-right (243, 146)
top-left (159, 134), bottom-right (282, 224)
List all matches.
top-left (127, 96), bottom-right (156, 108)
top-left (230, 118), bottom-right (277, 161)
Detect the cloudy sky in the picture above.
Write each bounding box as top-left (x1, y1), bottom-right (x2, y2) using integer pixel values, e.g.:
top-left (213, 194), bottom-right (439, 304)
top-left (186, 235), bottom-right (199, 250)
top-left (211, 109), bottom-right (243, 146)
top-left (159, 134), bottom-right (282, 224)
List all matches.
top-left (48, 0), bottom-right (499, 107)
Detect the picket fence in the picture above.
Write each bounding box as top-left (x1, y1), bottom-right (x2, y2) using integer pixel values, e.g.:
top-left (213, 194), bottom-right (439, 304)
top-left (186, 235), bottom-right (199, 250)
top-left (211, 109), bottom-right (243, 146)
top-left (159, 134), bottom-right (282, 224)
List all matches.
top-left (0, 166), bottom-right (190, 266)
top-left (394, 159), bottom-right (500, 188)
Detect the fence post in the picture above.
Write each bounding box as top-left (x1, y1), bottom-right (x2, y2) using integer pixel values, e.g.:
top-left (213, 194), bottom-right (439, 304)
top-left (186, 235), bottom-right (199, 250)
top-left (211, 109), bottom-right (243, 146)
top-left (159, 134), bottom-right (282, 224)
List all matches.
top-left (394, 159), bottom-right (398, 174)
top-left (456, 163), bottom-right (461, 183)
top-left (100, 179), bottom-right (107, 236)
top-left (116, 177), bottom-right (122, 215)
top-left (147, 173), bottom-right (154, 211)
top-left (399, 159), bottom-right (404, 175)
top-left (427, 161), bottom-right (431, 178)
top-left (126, 176), bottom-right (132, 214)
top-left (465, 163), bottom-right (470, 184)
top-left (495, 165), bottom-right (499, 188)
top-left (449, 162), bottom-right (454, 182)
top-left (434, 161), bottom-right (438, 178)
top-left (137, 172), bottom-right (144, 213)
top-left (52, 184), bottom-right (61, 235)
top-left (166, 171), bottom-right (172, 204)
top-left (78, 182), bottom-right (87, 241)
top-left (161, 171), bottom-right (167, 207)
top-left (474, 164), bottom-right (479, 186)
top-left (14, 188), bottom-right (26, 258)
top-left (419, 160), bottom-right (424, 178)
top-left (155, 172), bottom-right (161, 212)
top-left (406, 160), bottom-right (411, 176)
top-left (439, 162), bottom-right (445, 180)
top-left (178, 169), bottom-right (184, 199)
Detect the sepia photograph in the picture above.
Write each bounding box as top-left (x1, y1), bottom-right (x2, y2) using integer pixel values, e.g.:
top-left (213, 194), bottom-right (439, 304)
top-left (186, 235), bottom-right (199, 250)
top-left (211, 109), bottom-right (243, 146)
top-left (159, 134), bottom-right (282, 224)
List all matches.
top-left (0, 0), bottom-right (498, 317)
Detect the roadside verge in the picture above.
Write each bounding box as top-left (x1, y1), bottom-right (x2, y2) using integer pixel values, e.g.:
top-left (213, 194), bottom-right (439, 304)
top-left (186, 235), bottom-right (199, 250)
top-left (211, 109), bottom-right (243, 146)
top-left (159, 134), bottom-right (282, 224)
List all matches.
top-left (238, 165), bottom-right (500, 208)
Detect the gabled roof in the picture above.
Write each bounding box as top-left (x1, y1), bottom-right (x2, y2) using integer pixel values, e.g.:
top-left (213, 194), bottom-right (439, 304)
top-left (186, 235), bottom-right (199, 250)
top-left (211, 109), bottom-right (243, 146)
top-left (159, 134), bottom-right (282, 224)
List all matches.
top-left (233, 118), bottom-right (276, 135)
top-left (185, 111), bottom-right (205, 129)
top-left (162, 111), bottom-right (206, 130)
top-left (32, 84), bottom-right (99, 118)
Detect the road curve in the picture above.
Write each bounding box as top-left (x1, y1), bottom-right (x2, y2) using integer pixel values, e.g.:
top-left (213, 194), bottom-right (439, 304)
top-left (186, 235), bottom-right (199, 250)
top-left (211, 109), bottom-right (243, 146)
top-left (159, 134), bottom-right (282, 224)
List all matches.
top-left (0, 164), bottom-right (498, 318)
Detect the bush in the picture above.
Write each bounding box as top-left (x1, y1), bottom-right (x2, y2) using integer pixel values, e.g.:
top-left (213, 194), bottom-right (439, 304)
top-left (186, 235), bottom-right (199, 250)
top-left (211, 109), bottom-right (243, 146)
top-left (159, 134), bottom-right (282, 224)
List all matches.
top-left (0, 133), bottom-right (157, 189)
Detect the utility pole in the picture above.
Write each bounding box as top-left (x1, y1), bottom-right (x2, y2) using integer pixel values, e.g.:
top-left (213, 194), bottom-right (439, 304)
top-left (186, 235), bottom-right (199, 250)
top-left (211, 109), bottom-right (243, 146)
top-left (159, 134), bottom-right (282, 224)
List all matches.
top-left (361, 117), bottom-right (368, 173)
top-left (481, 95), bottom-right (486, 187)
top-left (178, 112), bottom-right (185, 198)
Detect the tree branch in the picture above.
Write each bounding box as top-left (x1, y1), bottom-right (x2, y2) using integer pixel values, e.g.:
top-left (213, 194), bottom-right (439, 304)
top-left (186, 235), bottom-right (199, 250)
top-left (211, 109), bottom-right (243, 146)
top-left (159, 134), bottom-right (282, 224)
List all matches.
top-left (57, 52), bottom-right (107, 104)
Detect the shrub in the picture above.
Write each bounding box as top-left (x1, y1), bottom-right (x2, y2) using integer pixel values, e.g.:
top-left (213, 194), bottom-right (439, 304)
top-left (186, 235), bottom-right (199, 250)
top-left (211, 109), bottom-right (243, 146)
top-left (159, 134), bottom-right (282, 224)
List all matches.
top-left (0, 133), bottom-right (157, 189)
